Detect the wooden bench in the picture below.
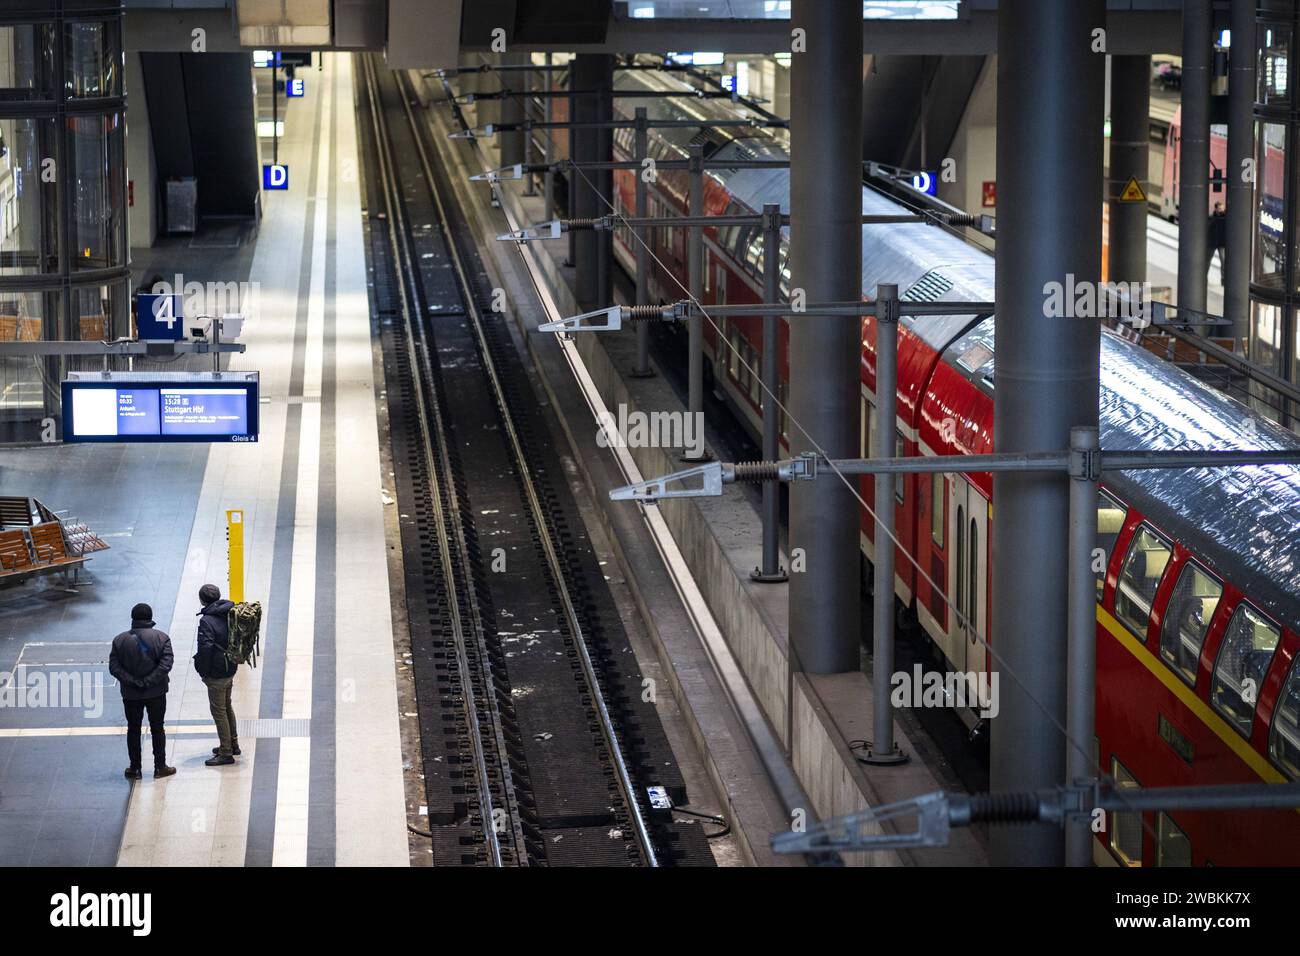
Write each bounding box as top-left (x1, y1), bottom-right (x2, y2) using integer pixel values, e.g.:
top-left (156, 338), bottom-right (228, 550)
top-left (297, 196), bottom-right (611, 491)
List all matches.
top-left (0, 530), bottom-right (34, 573)
top-left (30, 523), bottom-right (80, 566)
top-left (0, 500), bottom-right (103, 588)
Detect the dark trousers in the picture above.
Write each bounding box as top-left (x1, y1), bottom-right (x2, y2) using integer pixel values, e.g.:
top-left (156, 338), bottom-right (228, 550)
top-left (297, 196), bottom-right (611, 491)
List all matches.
top-left (124, 694), bottom-right (167, 769)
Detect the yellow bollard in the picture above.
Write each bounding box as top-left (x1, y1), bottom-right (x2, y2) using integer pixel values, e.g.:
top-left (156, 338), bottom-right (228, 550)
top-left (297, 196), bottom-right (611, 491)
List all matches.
top-left (226, 509), bottom-right (245, 603)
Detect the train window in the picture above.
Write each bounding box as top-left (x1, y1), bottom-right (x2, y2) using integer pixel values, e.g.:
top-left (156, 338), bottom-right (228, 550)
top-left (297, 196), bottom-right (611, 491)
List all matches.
top-left (955, 504), bottom-right (966, 619)
top-left (1156, 813), bottom-right (1191, 867)
top-left (1211, 603), bottom-right (1280, 738)
top-left (1095, 491), bottom-right (1127, 601)
top-left (1159, 562), bottom-right (1222, 686)
top-left (745, 233), bottom-right (764, 276)
top-left (1109, 757), bottom-right (1143, 866)
top-left (748, 342), bottom-right (762, 406)
top-left (1114, 525), bottom-right (1172, 640)
top-left (1269, 654), bottom-right (1300, 779)
top-left (894, 433), bottom-right (905, 503)
top-left (931, 473), bottom-right (944, 548)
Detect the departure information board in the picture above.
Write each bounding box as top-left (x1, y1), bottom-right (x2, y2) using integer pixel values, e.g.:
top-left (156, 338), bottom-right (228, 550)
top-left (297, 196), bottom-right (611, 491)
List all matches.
top-left (62, 374), bottom-right (259, 443)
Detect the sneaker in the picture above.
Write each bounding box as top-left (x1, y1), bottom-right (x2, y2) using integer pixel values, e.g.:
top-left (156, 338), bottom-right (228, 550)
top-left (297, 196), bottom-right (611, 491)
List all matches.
top-left (205, 754), bottom-right (235, 767)
top-left (124, 767), bottom-right (142, 780)
top-left (154, 765), bottom-right (177, 779)
top-left (212, 746), bottom-right (242, 756)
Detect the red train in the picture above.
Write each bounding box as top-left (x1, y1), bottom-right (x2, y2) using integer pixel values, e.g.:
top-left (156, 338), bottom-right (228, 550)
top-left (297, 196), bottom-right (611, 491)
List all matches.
top-left (591, 67), bottom-right (1300, 866)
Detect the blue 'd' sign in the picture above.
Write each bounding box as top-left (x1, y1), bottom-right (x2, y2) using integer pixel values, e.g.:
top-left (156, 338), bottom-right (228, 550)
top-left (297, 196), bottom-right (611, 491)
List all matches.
top-left (263, 164), bottom-right (289, 190)
top-left (136, 293), bottom-right (183, 341)
top-left (911, 171), bottom-right (938, 195)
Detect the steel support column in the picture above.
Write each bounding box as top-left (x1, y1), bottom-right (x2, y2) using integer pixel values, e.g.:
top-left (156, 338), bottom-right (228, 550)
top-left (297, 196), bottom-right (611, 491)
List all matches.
top-left (991, 0), bottom-right (1104, 866)
top-left (1065, 425), bottom-right (1100, 867)
top-left (499, 53), bottom-right (526, 170)
top-left (572, 54), bottom-right (614, 308)
top-left (1226, 0), bottom-right (1255, 349)
top-left (544, 53), bottom-right (556, 222)
top-left (787, 0), bottom-right (863, 674)
top-left (1108, 55), bottom-right (1149, 286)
top-left (684, 142), bottom-right (707, 459)
top-left (866, 283), bottom-right (905, 763)
top-left (752, 203), bottom-right (787, 582)
top-left (632, 108), bottom-right (653, 377)
top-left (1178, 0), bottom-right (1212, 318)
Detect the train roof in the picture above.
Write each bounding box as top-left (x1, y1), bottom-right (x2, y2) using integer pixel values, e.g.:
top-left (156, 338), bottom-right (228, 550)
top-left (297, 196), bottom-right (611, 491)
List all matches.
top-left (943, 317), bottom-right (1300, 632)
top-left (617, 63), bottom-right (1300, 631)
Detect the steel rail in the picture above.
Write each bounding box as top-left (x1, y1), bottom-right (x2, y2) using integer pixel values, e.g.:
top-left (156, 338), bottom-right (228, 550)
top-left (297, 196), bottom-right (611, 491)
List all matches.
top-left (400, 67), bottom-right (661, 867)
top-left (361, 55), bottom-right (524, 866)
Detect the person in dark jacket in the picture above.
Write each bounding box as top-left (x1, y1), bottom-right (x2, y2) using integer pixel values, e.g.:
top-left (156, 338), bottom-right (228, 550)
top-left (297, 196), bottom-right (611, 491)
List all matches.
top-left (1208, 201), bottom-right (1227, 279)
top-left (195, 583), bottom-right (239, 765)
top-left (108, 603), bottom-right (176, 780)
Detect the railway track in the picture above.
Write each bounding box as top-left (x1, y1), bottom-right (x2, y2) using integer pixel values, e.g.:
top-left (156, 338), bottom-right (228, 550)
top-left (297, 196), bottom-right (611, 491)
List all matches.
top-left (357, 55), bottom-right (713, 866)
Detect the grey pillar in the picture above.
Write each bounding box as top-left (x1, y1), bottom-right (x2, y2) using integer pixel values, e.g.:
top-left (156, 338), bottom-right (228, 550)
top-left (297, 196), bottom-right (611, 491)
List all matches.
top-left (867, 283), bottom-right (905, 763)
top-left (499, 54), bottom-right (526, 170)
top-left (991, 0), bottom-right (1104, 867)
top-left (1065, 425), bottom-right (1101, 867)
top-left (752, 203), bottom-right (787, 582)
top-left (543, 54), bottom-right (555, 221)
top-left (1108, 55), bottom-right (1149, 286)
top-left (1226, 0), bottom-right (1255, 349)
top-left (571, 55), bottom-right (614, 308)
top-left (684, 142), bottom-right (707, 459)
top-left (632, 108), bottom-right (653, 377)
top-left (787, 0), bottom-right (863, 674)
top-left (459, 55), bottom-right (479, 103)
top-left (1178, 0), bottom-right (1212, 317)
top-left (479, 55), bottom-right (500, 143)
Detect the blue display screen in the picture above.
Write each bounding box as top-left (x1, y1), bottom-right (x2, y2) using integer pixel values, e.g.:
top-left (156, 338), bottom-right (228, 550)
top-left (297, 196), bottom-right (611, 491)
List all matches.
top-left (62, 381), bottom-right (258, 443)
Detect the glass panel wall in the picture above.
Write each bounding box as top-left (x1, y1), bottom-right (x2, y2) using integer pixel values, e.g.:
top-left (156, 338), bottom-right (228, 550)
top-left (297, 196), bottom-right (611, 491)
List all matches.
top-left (1251, 7), bottom-right (1300, 430)
top-left (0, 4), bottom-right (127, 442)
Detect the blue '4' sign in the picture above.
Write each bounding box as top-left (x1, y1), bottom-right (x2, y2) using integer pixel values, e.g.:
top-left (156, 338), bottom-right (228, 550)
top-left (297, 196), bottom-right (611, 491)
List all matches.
top-left (136, 294), bottom-right (183, 341)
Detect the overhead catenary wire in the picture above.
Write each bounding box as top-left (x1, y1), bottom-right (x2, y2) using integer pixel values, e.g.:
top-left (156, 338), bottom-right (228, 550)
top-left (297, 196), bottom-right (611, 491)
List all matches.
top-left (558, 150), bottom-right (1169, 846)
top-left (442, 63), bottom-right (1168, 851)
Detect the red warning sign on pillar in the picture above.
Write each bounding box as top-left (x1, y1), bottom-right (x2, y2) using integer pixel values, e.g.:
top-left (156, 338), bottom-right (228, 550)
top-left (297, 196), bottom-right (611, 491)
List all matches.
top-left (982, 181), bottom-right (996, 207)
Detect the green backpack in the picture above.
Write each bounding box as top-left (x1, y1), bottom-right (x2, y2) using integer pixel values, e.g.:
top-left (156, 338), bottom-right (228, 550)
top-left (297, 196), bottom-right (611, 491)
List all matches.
top-left (225, 601), bottom-right (263, 669)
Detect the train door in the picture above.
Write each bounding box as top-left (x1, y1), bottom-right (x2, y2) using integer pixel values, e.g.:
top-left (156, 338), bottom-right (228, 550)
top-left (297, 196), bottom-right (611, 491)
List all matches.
top-left (948, 476), bottom-right (988, 683)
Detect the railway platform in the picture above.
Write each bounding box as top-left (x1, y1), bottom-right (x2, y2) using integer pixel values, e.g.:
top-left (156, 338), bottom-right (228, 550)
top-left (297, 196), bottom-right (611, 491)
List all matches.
top-left (0, 55), bottom-right (406, 867)
top-left (412, 71), bottom-right (989, 867)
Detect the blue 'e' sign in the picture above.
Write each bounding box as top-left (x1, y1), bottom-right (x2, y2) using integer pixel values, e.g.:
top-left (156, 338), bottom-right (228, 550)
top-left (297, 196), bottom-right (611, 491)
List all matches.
top-left (287, 77), bottom-right (305, 97)
top-left (263, 164), bottom-right (289, 190)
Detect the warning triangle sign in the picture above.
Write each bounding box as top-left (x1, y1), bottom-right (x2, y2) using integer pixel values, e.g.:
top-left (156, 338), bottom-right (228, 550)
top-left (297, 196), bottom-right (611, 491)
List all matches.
top-left (1118, 176), bottom-right (1147, 203)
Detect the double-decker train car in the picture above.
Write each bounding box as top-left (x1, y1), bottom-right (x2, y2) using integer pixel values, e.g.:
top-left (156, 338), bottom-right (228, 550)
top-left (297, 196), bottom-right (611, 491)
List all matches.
top-left (594, 66), bottom-right (1300, 866)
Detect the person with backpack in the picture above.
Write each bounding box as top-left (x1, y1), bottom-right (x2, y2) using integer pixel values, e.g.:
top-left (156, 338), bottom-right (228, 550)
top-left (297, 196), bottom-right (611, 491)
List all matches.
top-left (195, 583), bottom-right (240, 766)
top-left (108, 603), bottom-right (177, 780)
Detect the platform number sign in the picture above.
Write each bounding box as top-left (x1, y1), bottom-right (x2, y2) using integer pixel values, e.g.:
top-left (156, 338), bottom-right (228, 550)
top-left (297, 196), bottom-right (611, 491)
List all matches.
top-left (263, 164), bottom-right (289, 190)
top-left (287, 77), bottom-right (305, 98)
top-left (136, 293), bottom-right (183, 341)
